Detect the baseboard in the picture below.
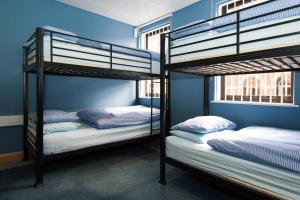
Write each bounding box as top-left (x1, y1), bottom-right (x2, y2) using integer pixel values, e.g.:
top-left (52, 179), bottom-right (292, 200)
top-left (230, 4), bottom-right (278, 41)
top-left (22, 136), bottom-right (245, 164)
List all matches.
top-left (0, 151), bottom-right (23, 166)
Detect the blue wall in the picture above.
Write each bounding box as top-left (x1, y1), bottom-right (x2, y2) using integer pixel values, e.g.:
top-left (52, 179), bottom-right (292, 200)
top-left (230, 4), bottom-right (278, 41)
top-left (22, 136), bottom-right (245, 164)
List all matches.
top-left (170, 72), bottom-right (204, 125)
top-left (171, 0), bottom-right (300, 130)
top-left (0, 0), bottom-right (137, 153)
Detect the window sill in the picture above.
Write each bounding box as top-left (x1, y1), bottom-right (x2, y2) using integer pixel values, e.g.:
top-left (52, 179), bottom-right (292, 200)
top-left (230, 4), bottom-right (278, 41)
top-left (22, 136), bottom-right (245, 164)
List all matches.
top-left (139, 97), bottom-right (160, 99)
top-left (210, 101), bottom-right (299, 108)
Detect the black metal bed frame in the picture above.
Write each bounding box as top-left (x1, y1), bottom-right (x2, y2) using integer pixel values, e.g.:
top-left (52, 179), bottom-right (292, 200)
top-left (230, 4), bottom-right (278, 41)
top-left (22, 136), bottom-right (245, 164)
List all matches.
top-left (23, 27), bottom-right (160, 187)
top-left (159, 1), bottom-right (300, 199)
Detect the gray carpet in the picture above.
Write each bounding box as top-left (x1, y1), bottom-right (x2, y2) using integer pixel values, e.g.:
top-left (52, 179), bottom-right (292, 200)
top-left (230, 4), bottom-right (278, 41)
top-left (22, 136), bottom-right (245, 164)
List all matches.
top-left (0, 144), bottom-right (238, 200)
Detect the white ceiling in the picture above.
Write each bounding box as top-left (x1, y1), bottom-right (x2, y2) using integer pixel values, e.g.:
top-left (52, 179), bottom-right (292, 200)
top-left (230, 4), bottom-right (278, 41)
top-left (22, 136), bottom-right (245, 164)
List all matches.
top-left (57, 0), bottom-right (199, 26)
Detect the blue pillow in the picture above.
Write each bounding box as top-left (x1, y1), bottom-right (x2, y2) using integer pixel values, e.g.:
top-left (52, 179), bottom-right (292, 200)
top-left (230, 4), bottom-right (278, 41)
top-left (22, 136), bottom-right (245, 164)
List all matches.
top-left (78, 108), bottom-right (114, 125)
top-left (171, 116), bottom-right (236, 134)
top-left (29, 110), bottom-right (79, 124)
top-left (170, 129), bottom-right (235, 144)
top-left (43, 122), bottom-right (81, 134)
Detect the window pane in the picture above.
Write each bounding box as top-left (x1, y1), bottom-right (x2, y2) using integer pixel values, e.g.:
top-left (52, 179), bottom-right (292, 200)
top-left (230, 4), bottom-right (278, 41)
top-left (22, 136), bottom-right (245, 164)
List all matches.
top-left (219, 72), bottom-right (294, 104)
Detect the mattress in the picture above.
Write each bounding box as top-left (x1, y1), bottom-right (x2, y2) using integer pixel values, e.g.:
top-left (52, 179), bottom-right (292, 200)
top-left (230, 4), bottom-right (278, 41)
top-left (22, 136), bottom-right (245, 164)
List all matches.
top-left (170, 15), bottom-right (300, 64)
top-left (27, 37), bottom-right (160, 74)
top-left (28, 121), bottom-right (159, 155)
top-left (166, 136), bottom-right (300, 200)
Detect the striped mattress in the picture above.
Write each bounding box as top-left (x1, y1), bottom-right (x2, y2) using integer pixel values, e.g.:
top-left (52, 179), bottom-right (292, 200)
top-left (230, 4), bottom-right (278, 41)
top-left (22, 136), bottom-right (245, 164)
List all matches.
top-left (207, 126), bottom-right (300, 173)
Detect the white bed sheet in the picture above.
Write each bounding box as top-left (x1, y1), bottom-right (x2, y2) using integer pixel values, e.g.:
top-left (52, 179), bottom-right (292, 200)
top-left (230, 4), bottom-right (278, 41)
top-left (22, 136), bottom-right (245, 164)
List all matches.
top-left (170, 15), bottom-right (300, 64)
top-left (166, 136), bottom-right (300, 200)
top-left (28, 121), bottom-right (159, 155)
top-left (28, 38), bottom-right (160, 74)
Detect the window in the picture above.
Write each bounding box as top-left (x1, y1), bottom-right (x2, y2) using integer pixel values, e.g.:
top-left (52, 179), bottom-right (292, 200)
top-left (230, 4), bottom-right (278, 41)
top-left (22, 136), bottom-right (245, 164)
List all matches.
top-left (217, 72), bottom-right (294, 104)
top-left (218, 0), bottom-right (268, 16)
top-left (140, 24), bottom-right (170, 53)
top-left (216, 0), bottom-right (294, 105)
top-left (139, 24), bottom-right (170, 98)
top-left (139, 79), bottom-right (160, 98)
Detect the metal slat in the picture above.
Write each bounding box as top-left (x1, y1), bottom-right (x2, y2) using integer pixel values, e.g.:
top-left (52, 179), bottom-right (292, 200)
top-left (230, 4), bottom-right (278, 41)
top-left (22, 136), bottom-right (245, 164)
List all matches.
top-left (287, 56), bottom-right (300, 68)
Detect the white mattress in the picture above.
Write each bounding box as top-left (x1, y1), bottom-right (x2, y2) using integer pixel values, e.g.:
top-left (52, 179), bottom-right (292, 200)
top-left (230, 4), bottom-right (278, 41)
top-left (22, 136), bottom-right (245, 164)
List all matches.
top-left (28, 121), bottom-right (159, 155)
top-left (28, 38), bottom-right (160, 74)
top-left (166, 136), bottom-right (300, 200)
top-left (170, 15), bottom-right (300, 64)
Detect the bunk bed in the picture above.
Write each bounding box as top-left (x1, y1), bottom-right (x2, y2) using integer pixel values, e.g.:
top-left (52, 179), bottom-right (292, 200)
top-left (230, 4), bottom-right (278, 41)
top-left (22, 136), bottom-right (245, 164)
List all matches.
top-left (23, 27), bottom-right (160, 187)
top-left (159, 0), bottom-right (300, 199)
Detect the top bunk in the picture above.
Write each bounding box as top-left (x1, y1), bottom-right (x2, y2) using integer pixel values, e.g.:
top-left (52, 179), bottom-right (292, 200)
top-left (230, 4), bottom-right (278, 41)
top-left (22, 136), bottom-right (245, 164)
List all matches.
top-left (164, 0), bottom-right (300, 76)
top-left (23, 27), bottom-right (160, 80)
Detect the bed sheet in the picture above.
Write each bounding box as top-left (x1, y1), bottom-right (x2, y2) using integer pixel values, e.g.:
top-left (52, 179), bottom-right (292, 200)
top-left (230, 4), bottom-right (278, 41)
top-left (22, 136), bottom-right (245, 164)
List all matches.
top-left (166, 136), bottom-right (300, 199)
top-left (28, 121), bottom-right (159, 155)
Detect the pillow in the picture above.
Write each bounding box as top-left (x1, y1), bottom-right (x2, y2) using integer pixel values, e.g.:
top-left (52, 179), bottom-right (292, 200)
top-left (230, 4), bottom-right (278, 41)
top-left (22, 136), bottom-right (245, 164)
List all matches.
top-left (170, 129), bottom-right (235, 144)
top-left (29, 110), bottom-right (79, 124)
top-left (171, 116), bottom-right (236, 134)
top-left (43, 26), bottom-right (79, 42)
top-left (78, 108), bottom-right (114, 125)
top-left (43, 122), bottom-right (81, 134)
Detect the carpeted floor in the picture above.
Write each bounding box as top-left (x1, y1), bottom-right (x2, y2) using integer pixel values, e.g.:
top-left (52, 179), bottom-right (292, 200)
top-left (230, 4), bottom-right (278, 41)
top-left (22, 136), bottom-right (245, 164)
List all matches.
top-left (0, 144), bottom-right (239, 200)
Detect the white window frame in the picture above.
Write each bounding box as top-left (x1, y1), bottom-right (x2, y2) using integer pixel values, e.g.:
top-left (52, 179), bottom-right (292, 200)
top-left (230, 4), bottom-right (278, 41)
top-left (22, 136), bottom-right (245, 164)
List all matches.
top-left (215, 72), bottom-right (295, 105)
top-left (217, 0), bottom-right (269, 16)
top-left (140, 24), bottom-right (170, 53)
top-left (215, 0), bottom-right (295, 106)
top-left (139, 24), bottom-right (170, 98)
top-left (139, 79), bottom-right (161, 98)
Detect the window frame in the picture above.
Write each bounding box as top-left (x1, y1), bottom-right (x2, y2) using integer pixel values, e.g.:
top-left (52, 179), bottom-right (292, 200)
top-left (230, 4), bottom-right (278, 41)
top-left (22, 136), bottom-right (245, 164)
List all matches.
top-left (139, 23), bottom-right (170, 98)
top-left (139, 79), bottom-right (161, 99)
top-left (139, 24), bottom-right (170, 53)
top-left (215, 73), bottom-right (295, 105)
top-left (217, 0), bottom-right (269, 16)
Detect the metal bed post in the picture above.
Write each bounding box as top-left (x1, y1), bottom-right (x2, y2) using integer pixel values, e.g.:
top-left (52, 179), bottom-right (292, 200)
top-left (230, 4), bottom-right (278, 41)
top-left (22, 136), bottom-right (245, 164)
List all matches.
top-left (135, 80), bottom-right (140, 105)
top-left (150, 54), bottom-right (153, 135)
top-left (204, 76), bottom-right (209, 116)
top-left (159, 33), bottom-right (167, 185)
top-left (23, 46), bottom-right (29, 161)
top-left (236, 11), bottom-right (240, 54)
top-left (50, 32), bottom-right (53, 62)
top-left (35, 27), bottom-right (45, 187)
top-left (166, 34), bottom-right (171, 132)
top-left (150, 77), bottom-right (153, 135)
top-left (110, 44), bottom-right (113, 69)
top-left (166, 71), bottom-right (171, 132)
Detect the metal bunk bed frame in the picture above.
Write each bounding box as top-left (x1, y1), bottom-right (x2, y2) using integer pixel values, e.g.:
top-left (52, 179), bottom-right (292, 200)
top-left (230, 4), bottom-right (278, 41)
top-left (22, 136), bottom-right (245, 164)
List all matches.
top-left (23, 27), bottom-right (160, 187)
top-left (159, 1), bottom-right (300, 199)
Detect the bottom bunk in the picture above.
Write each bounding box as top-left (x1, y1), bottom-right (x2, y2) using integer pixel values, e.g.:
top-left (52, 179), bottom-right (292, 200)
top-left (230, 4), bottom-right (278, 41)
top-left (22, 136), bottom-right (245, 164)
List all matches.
top-left (26, 105), bottom-right (160, 158)
top-left (164, 118), bottom-right (300, 200)
top-left (29, 120), bottom-right (159, 156)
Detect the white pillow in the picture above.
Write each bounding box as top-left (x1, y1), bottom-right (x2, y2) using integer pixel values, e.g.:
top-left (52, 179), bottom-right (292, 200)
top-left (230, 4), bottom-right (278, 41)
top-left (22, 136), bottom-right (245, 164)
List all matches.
top-left (171, 116), bottom-right (237, 134)
top-left (43, 122), bottom-right (81, 134)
